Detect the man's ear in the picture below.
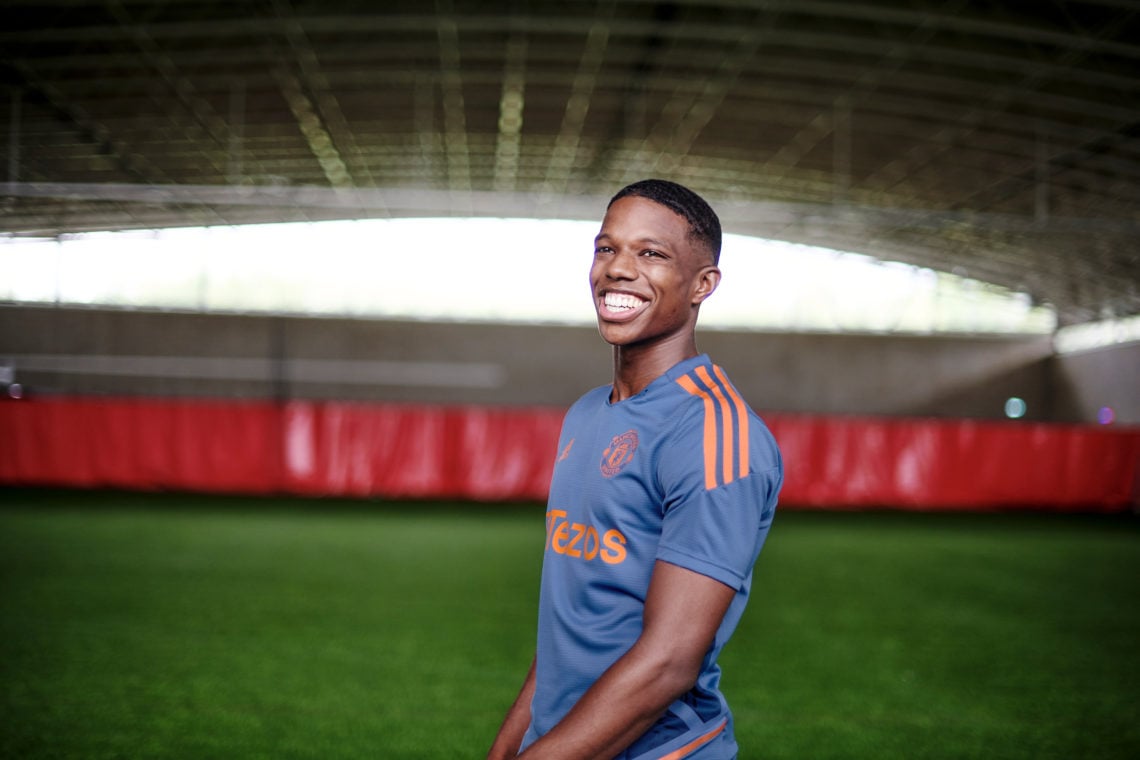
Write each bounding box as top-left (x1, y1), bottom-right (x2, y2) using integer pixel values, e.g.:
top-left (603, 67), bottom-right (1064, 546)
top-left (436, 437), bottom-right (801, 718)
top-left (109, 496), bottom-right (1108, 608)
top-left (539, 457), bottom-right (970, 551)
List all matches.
top-left (692, 266), bottom-right (721, 305)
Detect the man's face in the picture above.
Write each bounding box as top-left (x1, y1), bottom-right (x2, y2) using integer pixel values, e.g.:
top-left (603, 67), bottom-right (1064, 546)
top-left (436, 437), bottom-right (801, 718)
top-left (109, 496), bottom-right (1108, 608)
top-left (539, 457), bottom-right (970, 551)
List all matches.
top-left (590, 195), bottom-right (719, 348)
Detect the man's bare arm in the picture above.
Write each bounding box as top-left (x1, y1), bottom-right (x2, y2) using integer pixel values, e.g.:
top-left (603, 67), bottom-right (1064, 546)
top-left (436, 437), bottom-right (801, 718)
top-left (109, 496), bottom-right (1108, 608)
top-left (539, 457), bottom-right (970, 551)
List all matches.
top-left (487, 657), bottom-right (537, 760)
top-left (517, 561), bottom-right (736, 759)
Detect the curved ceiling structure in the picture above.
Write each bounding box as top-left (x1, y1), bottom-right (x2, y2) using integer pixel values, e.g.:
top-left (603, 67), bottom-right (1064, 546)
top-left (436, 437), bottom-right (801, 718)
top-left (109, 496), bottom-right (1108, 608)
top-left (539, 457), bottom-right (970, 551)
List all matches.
top-left (2, 0), bottom-right (1138, 326)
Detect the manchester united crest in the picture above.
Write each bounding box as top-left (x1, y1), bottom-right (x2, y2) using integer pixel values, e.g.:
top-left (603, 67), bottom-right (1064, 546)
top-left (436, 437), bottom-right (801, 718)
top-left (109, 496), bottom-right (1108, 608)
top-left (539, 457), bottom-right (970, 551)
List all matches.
top-left (600, 429), bottom-right (639, 478)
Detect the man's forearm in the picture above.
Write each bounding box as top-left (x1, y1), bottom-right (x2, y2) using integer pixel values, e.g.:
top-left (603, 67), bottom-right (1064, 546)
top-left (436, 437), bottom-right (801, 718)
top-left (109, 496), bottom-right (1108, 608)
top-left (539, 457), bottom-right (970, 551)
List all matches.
top-left (516, 639), bottom-right (697, 760)
top-left (488, 658), bottom-right (537, 760)
top-left (517, 561), bottom-right (737, 760)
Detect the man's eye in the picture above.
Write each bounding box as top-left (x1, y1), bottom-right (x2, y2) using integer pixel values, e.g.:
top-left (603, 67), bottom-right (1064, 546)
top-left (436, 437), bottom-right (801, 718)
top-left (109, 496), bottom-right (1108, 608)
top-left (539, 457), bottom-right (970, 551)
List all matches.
top-left (642, 249), bottom-right (663, 258)
top-left (595, 247), bottom-right (613, 254)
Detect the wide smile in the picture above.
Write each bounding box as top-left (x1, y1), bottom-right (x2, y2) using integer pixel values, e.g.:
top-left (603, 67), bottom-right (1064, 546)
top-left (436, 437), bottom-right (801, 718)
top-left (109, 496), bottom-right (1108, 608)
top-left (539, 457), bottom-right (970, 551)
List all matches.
top-left (598, 290), bottom-right (649, 322)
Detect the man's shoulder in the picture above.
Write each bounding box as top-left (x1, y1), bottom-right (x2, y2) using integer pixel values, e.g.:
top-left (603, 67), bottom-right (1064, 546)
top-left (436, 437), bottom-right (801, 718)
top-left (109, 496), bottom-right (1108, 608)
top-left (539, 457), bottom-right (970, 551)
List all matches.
top-left (563, 384), bottom-right (611, 420)
top-left (667, 357), bottom-right (782, 466)
top-left (667, 356), bottom-right (748, 410)
top-left (571, 384), bottom-right (611, 407)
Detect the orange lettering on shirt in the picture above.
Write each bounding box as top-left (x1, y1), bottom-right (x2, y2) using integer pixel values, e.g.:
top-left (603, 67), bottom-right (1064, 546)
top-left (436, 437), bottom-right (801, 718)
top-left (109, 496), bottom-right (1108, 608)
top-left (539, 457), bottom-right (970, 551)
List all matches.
top-left (566, 523), bottom-right (586, 558)
top-left (582, 526), bottom-right (600, 560)
top-left (545, 509), bottom-right (567, 550)
top-left (601, 529), bottom-right (627, 565)
top-left (545, 511), bottom-right (626, 566)
top-left (551, 520), bottom-right (571, 554)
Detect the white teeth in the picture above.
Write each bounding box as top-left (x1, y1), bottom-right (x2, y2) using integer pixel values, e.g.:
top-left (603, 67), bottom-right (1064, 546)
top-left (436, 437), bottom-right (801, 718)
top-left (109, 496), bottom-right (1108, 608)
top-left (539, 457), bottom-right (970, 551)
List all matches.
top-left (604, 292), bottom-right (645, 311)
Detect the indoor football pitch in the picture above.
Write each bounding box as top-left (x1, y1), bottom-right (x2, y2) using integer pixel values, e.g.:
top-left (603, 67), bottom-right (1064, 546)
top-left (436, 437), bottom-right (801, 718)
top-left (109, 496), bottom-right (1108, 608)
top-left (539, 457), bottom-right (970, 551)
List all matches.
top-left (2, 489), bottom-right (1137, 759)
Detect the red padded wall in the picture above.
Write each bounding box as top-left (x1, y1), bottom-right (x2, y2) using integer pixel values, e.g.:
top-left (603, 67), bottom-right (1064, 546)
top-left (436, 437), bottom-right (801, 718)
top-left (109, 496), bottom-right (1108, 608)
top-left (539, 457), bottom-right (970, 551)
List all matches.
top-left (279, 402), bottom-right (564, 501)
top-left (1, 396), bottom-right (281, 494)
top-left (764, 415), bottom-right (1140, 510)
top-left (3, 397), bottom-right (1138, 510)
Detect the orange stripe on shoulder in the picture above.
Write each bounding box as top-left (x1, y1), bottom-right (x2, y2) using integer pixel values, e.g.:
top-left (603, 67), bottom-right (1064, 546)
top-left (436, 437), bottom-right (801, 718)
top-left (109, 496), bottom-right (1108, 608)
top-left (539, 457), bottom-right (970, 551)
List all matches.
top-left (713, 364), bottom-right (750, 479)
top-left (656, 717), bottom-right (729, 760)
top-left (695, 365), bottom-right (736, 486)
top-left (675, 374), bottom-right (718, 490)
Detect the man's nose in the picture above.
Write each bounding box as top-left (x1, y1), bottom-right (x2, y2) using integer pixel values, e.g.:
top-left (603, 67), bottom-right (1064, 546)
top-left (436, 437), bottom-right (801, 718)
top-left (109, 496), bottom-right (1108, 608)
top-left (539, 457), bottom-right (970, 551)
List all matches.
top-left (603, 249), bottom-right (637, 280)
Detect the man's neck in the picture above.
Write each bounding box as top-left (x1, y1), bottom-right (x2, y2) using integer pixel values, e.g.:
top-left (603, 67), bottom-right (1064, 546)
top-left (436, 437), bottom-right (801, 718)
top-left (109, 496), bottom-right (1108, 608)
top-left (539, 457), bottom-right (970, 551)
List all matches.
top-left (609, 334), bottom-right (699, 402)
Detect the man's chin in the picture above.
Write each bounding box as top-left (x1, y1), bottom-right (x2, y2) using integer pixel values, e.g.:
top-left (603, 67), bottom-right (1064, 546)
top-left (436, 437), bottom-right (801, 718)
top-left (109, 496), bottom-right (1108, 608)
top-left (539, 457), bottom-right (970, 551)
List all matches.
top-left (596, 321), bottom-right (644, 347)
top-left (596, 321), bottom-right (629, 345)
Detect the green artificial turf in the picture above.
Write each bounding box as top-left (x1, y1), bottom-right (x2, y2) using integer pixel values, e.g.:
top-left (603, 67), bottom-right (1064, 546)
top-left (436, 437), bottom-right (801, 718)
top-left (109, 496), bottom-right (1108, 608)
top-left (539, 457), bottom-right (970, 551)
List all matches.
top-left (1, 489), bottom-right (1137, 759)
top-left (724, 511), bottom-right (1140, 759)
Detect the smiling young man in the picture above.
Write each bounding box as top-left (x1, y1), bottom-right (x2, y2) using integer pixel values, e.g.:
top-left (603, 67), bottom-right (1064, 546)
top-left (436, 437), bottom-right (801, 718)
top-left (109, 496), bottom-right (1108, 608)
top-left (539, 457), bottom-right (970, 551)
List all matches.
top-left (488, 179), bottom-right (782, 760)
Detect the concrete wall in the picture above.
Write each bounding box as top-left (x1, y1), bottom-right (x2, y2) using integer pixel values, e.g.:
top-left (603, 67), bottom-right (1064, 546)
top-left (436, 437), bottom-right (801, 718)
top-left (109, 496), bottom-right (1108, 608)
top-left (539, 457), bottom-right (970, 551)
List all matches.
top-left (2, 303), bottom-right (1127, 423)
top-left (1050, 342), bottom-right (1140, 425)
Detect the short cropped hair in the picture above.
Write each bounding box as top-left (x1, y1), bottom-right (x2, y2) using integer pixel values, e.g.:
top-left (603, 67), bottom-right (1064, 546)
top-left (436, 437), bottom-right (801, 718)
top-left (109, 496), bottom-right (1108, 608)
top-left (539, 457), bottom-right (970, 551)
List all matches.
top-left (608, 179), bottom-right (722, 264)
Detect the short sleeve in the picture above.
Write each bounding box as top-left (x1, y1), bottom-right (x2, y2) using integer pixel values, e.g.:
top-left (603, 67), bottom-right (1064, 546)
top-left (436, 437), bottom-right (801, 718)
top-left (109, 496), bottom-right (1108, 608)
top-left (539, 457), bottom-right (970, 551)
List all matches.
top-left (655, 401), bottom-right (782, 590)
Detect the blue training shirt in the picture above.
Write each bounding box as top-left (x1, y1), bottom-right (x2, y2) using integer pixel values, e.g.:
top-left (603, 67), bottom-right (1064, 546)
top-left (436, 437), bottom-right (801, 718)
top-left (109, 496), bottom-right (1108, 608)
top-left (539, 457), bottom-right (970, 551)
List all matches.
top-left (521, 354), bottom-right (782, 759)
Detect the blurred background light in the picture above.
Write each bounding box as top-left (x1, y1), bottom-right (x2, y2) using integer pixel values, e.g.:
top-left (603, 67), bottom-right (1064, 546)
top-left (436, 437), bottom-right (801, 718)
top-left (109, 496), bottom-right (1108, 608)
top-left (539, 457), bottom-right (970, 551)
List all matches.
top-left (1004, 397), bottom-right (1027, 419)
